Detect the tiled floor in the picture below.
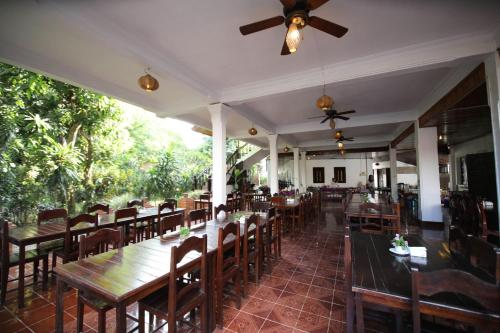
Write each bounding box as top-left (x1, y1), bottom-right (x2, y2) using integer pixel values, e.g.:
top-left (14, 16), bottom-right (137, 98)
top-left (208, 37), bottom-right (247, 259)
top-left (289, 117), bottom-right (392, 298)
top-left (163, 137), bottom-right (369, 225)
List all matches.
top-left (0, 201), bottom-right (389, 332)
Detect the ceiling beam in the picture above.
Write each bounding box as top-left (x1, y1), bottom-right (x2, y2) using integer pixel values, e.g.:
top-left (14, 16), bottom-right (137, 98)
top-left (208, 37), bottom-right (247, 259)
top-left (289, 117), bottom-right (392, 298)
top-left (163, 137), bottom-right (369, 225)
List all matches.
top-left (275, 110), bottom-right (415, 135)
top-left (306, 147), bottom-right (389, 155)
top-left (391, 123), bottom-right (415, 148)
top-left (419, 63), bottom-right (486, 127)
top-left (299, 135), bottom-right (393, 149)
top-left (221, 32), bottom-right (496, 104)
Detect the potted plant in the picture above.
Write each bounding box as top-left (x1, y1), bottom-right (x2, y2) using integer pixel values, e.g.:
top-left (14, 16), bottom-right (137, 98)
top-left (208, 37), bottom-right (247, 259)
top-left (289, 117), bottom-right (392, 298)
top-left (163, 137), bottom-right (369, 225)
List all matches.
top-left (391, 234), bottom-right (408, 252)
top-left (179, 226), bottom-right (190, 242)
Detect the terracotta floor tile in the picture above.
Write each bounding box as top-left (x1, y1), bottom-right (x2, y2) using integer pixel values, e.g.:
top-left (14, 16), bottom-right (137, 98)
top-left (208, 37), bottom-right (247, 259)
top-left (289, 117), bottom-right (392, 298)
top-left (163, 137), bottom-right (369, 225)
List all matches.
top-left (276, 292), bottom-right (305, 310)
top-left (307, 285), bottom-right (333, 303)
top-left (261, 276), bottom-right (288, 290)
top-left (228, 311), bottom-right (265, 333)
top-left (284, 281), bottom-right (309, 296)
top-left (253, 286), bottom-right (282, 303)
top-left (260, 319), bottom-right (295, 333)
top-left (302, 297), bottom-right (331, 318)
top-left (291, 272), bottom-right (314, 285)
top-left (328, 319), bottom-right (346, 333)
top-left (0, 318), bottom-right (27, 333)
top-left (295, 311), bottom-right (330, 333)
top-left (222, 306), bottom-right (240, 328)
top-left (311, 277), bottom-right (335, 289)
top-left (330, 303), bottom-right (345, 322)
top-left (268, 304), bottom-right (300, 328)
top-left (241, 297), bottom-right (274, 319)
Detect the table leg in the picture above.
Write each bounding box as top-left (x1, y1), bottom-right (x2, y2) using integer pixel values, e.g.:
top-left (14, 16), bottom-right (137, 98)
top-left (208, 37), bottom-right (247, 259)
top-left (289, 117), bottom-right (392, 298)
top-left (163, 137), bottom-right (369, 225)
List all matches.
top-left (17, 244), bottom-right (25, 307)
top-left (55, 277), bottom-right (65, 333)
top-left (116, 302), bottom-right (127, 333)
top-left (346, 291), bottom-right (354, 333)
top-left (355, 293), bottom-right (364, 333)
top-left (206, 253), bottom-right (215, 332)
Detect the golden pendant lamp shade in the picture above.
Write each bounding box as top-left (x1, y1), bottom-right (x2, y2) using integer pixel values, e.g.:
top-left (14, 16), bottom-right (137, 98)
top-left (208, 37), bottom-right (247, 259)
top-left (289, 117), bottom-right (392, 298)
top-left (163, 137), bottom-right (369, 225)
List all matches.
top-left (316, 94), bottom-right (333, 111)
top-left (248, 127), bottom-right (258, 136)
top-left (138, 72), bottom-right (159, 92)
top-left (335, 131), bottom-right (342, 139)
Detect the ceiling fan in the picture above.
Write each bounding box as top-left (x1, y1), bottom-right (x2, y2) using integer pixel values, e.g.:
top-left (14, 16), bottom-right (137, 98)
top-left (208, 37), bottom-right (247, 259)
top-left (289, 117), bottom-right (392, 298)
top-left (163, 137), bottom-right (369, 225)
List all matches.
top-left (309, 108), bottom-right (356, 124)
top-left (239, 0), bottom-right (348, 55)
top-left (334, 130), bottom-right (353, 148)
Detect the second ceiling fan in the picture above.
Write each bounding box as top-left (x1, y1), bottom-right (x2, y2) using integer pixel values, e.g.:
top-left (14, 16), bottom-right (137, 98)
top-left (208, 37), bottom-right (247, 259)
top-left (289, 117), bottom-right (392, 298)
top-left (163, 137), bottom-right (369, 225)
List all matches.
top-left (239, 0), bottom-right (348, 55)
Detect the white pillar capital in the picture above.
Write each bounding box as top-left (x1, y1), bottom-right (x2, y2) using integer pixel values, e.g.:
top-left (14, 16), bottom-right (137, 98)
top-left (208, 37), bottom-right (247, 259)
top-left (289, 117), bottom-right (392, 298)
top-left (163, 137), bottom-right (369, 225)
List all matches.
top-left (268, 134), bottom-right (279, 195)
top-left (209, 103), bottom-right (228, 217)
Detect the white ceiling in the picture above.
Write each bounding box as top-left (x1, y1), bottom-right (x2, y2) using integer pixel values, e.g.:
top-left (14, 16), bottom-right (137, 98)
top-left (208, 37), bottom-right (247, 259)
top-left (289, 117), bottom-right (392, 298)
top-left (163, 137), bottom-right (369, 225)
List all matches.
top-left (0, 0), bottom-right (499, 150)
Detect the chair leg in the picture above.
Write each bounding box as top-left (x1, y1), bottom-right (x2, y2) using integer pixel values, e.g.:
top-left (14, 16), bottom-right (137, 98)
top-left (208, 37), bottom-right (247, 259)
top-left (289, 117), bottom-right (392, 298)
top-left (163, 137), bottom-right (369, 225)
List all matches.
top-left (138, 304), bottom-right (145, 333)
top-left (42, 256), bottom-right (49, 290)
top-left (200, 299), bottom-right (208, 333)
top-left (52, 251), bottom-right (57, 269)
top-left (242, 258), bottom-right (248, 298)
top-left (234, 272), bottom-right (241, 309)
top-left (216, 281), bottom-right (223, 328)
top-left (97, 310), bottom-right (106, 333)
top-left (76, 295), bottom-right (84, 333)
top-left (0, 263), bottom-right (7, 305)
top-left (33, 259), bottom-right (39, 282)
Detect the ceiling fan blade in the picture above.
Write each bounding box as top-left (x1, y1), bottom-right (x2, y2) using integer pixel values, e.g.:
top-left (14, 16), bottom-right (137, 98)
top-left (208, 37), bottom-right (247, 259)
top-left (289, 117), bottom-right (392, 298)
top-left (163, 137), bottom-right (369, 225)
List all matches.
top-left (335, 116), bottom-right (350, 121)
top-left (337, 110), bottom-right (356, 115)
top-left (280, 0), bottom-right (296, 8)
top-left (345, 138), bottom-right (354, 141)
top-left (239, 16), bottom-right (285, 35)
top-left (307, 0), bottom-right (329, 10)
top-left (319, 116), bottom-right (330, 124)
top-left (281, 37), bottom-right (291, 55)
top-left (308, 16), bottom-right (348, 38)
top-left (307, 115), bottom-right (326, 119)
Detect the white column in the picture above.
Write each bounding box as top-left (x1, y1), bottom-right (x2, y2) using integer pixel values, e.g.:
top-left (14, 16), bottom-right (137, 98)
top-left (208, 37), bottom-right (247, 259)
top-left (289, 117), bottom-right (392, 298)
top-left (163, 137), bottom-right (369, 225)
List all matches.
top-left (389, 147), bottom-right (398, 202)
top-left (415, 122), bottom-right (442, 222)
top-left (268, 134), bottom-right (279, 195)
top-left (300, 151), bottom-right (307, 190)
top-left (293, 148), bottom-right (300, 190)
top-left (208, 103), bottom-right (227, 217)
top-left (449, 147), bottom-right (456, 191)
top-left (485, 52), bottom-right (500, 226)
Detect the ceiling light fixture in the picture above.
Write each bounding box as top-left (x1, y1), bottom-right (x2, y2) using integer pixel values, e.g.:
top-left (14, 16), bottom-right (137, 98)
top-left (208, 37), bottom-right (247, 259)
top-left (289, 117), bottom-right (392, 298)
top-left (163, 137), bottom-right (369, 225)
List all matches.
top-left (285, 16), bottom-right (304, 53)
top-left (339, 149), bottom-right (345, 156)
top-left (284, 146), bottom-right (290, 153)
top-left (138, 68), bottom-right (159, 92)
top-left (248, 126), bottom-right (258, 136)
top-left (338, 142), bottom-right (344, 149)
top-left (335, 131), bottom-right (342, 139)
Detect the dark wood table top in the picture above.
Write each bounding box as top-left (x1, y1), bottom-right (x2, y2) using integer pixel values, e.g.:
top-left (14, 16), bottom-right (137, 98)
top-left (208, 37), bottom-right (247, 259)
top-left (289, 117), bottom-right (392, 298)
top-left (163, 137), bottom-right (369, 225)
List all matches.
top-left (54, 211), bottom-right (267, 304)
top-left (351, 232), bottom-right (496, 313)
top-left (8, 207), bottom-right (185, 246)
top-left (345, 194), bottom-right (394, 217)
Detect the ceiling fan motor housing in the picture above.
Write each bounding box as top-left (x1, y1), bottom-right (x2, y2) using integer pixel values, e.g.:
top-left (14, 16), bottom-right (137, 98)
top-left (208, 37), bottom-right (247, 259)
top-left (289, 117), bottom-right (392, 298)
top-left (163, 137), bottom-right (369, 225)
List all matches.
top-left (283, 1), bottom-right (309, 27)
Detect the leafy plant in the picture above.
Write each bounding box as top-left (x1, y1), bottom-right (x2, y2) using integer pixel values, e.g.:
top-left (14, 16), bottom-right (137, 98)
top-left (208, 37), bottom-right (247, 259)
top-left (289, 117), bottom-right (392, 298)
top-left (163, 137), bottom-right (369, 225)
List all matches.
top-left (392, 234), bottom-right (408, 248)
top-left (180, 226), bottom-right (190, 238)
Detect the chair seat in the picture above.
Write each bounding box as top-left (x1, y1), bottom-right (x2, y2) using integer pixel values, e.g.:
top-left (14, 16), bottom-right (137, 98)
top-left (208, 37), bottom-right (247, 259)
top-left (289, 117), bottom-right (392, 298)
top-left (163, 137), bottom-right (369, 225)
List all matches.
top-left (79, 293), bottom-right (114, 311)
top-left (9, 249), bottom-right (48, 267)
top-left (38, 239), bottom-right (64, 253)
top-left (139, 284), bottom-right (204, 320)
top-left (54, 243), bottom-right (79, 262)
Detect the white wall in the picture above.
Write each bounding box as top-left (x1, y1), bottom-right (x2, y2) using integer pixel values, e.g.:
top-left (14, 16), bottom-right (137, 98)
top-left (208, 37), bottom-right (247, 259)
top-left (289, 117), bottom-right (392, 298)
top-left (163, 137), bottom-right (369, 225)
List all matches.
top-left (305, 158), bottom-right (373, 187)
top-left (373, 161), bottom-right (419, 186)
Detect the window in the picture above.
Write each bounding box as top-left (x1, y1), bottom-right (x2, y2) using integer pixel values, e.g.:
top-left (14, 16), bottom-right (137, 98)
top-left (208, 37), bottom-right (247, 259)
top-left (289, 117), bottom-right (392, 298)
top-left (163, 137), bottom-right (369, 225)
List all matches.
top-left (312, 167), bottom-right (325, 183)
top-left (333, 167), bottom-right (346, 183)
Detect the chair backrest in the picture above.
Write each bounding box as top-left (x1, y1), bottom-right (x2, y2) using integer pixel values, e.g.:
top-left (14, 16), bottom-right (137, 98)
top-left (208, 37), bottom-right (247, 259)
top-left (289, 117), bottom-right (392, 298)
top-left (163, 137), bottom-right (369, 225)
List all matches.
top-left (188, 209), bottom-right (207, 228)
top-left (217, 222), bottom-right (240, 278)
top-left (114, 207), bottom-right (137, 228)
top-left (199, 194), bottom-right (210, 201)
top-left (215, 204), bottom-right (229, 216)
top-left (158, 201), bottom-right (175, 215)
top-left (79, 227), bottom-right (123, 259)
top-left (164, 198), bottom-right (177, 209)
top-left (37, 208), bottom-right (67, 226)
top-left (127, 199), bottom-right (143, 208)
top-left (168, 235), bottom-right (207, 332)
top-left (64, 213), bottom-right (98, 258)
top-left (392, 203), bottom-right (400, 217)
top-left (252, 201), bottom-right (271, 213)
top-left (159, 213), bottom-right (184, 235)
top-left (243, 214), bottom-right (260, 256)
top-left (467, 235), bottom-right (500, 284)
top-left (411, 268), bottom-right (500, 332)
top-left (359, 202), bottom-right (382, 213)
top-left (271, 196), bottom-right (285, 206)
top-left (0, 220), bottom-right (10, 268)
top-left (87, 203), bottom-right (110, 215)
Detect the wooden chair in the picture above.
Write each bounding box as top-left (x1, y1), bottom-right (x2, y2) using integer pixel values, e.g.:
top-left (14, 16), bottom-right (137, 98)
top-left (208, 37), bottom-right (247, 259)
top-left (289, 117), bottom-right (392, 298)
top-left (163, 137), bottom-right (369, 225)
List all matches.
top-left (216, 222), bottom-right (241, 328)
top-left (226, 193), bottom-right (235, 212)
top-left (54, 213), bottom-right (98, 265)
top-left (252, 201), bottom-right (271, 213)
top-left (383, 203), bottom-right (401, 234)
top-left (138, 235), bottom-right (208, 333)
top-left (87, 203), bottom-right (110, 215)
top-left (114, 207), bottom-right (138, 244)
top-left (242, 214), bottom-right (260, 297)
top-left (467, 235), bottom-right (500, 284)
top-left (359, 203), bottom-right (383, 234)
top-left (199, 194), bottom-right (211, 215)
top-left (164, 198), bottom-right (177, 209)
top-left (411, 268), bottom-right (500, 332)
top-left (158, 213), bottom-right (184, 236)
top-left (127, 199), bottom-right (144, 208)
top-left (37, 208), bottom-right (67, 269)
top-left (155, 202), bottom-right (176, 237)
top-left (0, 220), bottom-right (49, 305)
top-left (263, 207), bottom-right (280, 271)
top-left (214, 204), bottom-right (230, 216)
top-left (77, 228), bottom-right (123, 333)
top-left (188, 209), bottom-right (207, 228)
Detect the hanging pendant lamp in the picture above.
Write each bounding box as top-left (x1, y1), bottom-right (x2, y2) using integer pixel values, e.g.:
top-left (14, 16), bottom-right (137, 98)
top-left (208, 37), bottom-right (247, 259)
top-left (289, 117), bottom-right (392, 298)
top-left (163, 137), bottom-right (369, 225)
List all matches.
top-left (138, 68), bottom-right (159, 92)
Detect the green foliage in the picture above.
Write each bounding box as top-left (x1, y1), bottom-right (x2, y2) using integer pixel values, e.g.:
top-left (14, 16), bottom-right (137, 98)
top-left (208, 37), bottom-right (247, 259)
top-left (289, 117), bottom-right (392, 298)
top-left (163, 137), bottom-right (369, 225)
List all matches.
top-left (145, 151), bottom-right (179, 200)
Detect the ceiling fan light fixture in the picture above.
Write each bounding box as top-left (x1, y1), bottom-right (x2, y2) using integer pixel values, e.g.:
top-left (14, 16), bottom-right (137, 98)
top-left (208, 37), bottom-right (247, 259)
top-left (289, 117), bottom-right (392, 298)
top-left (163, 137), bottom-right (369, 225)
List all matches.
top-left (329, 119), bottom-right (336, 129)
top-left (316, 94), bottom-right (333, 111)
top-left (339, 149), bottom-right (345, 156)
top-left (335, 131), bottom-right (342, 139)
top-left (248, 127), bottom-right (258, 136)
top-left (286, 17), bottom-right (304, 53)
top-left (338, 141), bottom-right (344, 149)
top-left (138, 70), bottom-right (159, 92)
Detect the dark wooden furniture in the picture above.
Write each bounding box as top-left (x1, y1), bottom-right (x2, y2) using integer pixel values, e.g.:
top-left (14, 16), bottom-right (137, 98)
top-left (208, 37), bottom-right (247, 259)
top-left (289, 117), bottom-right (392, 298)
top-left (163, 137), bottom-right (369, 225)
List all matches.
top-left (138, 235), bottom-right (208, 333)
top-left (77, 228), bottom-right (123, 333)
top-left (382, 203), bottom-right (401, 234)
top-left (264, 207), bottom-right (280, 270)
top-left (411, 268), bottom-right (500, 332)
top-left (214, 204), bottom-right (229, 216)
top-left (156, 202), bottom-right (177, 237)
top-left (242, 214), bottom-right (260, 296)
top-left (87, 203), bottom-right (110, 215)
top-left (37, 208), bottom-right (67, 269)
top-left (1, 220), bottom-right (48, 305)
top-left (215, 222), bottom-right (241, 328)
top-left (158, 213), bottom-right (184, 236)
top-left (115, 207), bottom-right (138, 244)
top-left (350, 232), bottom-right (499, 333)
top-left (359, 203), bottom-right (383, 234)
top-left (127, 199), bottom-right (144, 208)
top-left (55, 213), bottom-right (98, 265)
top-left (164, 198), bottom-right (177, 209)
top-left (252, 201), bottom-right (271, 212)
top-left (9, 207), bottom-right (184, 308)
top-left (188, 209), bottom-right (207, 227)
top-left (344, 226), bottom-right (354, 333)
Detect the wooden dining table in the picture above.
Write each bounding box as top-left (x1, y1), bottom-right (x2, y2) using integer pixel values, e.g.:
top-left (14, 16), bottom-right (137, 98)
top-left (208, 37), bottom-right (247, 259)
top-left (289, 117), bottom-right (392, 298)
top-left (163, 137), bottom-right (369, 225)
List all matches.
top-left (8, 207), bottom-right (184, 308)
top-left (349, 232), bottom-right (499, 332)
top-left (344, 193), bottom-right (395, 222)
top-left (54, 211), bottom-right (268, 333)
